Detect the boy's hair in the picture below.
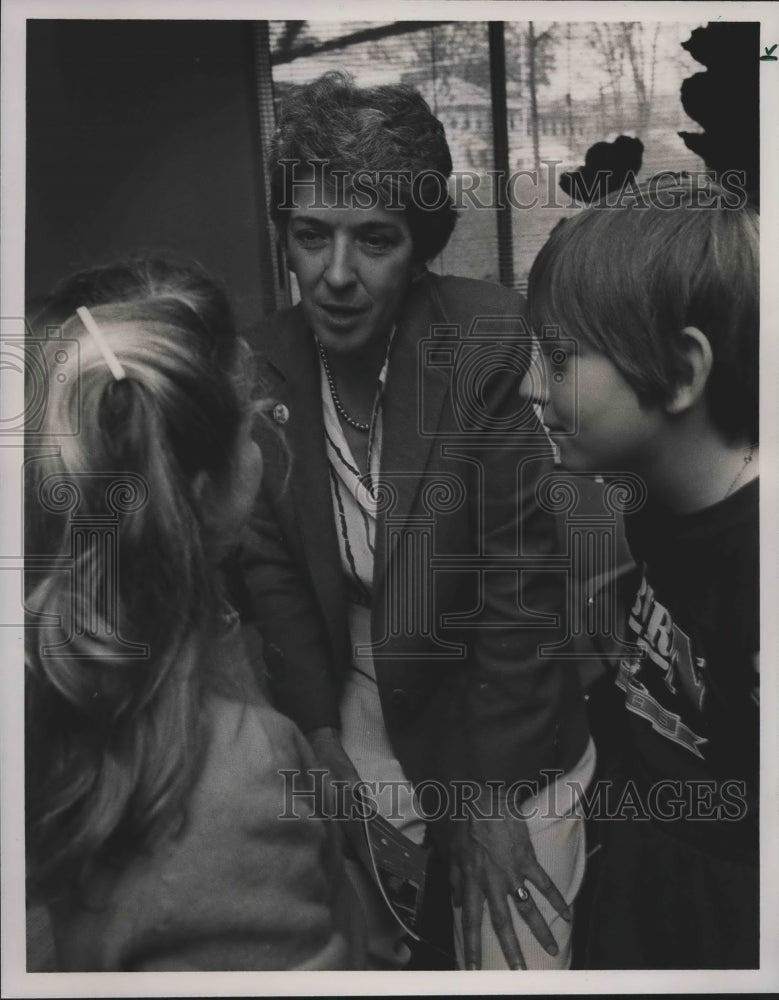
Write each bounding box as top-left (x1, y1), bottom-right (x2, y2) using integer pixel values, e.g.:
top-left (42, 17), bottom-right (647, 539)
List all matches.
top-left (269, 71), bottom-right (458, 263)
top-left (528, 180), bottom-right (759, 443)
top-left (25, 259), bottom-right (254, 903)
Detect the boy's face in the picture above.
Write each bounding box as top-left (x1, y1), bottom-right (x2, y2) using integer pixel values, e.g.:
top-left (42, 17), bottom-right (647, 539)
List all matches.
top-left (536, 338), bottom-right (666, 474)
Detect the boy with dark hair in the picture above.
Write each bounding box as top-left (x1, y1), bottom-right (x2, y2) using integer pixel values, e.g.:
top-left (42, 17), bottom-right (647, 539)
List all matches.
top-left (527, 177), bottom-right (759, 969)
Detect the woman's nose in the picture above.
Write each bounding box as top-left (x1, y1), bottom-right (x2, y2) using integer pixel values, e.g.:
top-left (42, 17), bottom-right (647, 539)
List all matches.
top-left (323, 236), bottom-right (356, 290)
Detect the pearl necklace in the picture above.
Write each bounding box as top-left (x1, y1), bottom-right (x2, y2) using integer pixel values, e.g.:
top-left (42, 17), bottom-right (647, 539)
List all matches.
top-left (316, 340), bottom-right (370, 432)
top-left (725, 443), bottom-right (758, 499)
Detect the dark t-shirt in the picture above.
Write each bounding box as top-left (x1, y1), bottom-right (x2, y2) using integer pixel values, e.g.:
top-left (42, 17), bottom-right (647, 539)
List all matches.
top-left (616, 477), bottom-right (758, 862)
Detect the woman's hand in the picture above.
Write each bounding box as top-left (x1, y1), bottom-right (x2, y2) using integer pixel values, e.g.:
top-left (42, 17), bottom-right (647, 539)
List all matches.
top-left (449, 786), bottom-right (572, 970)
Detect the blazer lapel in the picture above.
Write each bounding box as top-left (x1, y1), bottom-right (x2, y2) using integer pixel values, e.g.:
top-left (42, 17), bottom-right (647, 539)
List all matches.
top-left (263, 309), bottom-right (349, 664)
top-left (377, 276), bottom-right (451, 570)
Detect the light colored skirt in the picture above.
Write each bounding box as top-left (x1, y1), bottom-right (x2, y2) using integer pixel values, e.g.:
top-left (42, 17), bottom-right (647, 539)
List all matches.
top-left (452, 735), bottom-right (596, 970)
top-left (340, 602), bottom-right (595, 970)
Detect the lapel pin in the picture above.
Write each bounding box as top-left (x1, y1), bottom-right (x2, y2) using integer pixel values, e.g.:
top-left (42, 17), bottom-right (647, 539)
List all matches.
top-left (272, 402), bottom-right (290, 425)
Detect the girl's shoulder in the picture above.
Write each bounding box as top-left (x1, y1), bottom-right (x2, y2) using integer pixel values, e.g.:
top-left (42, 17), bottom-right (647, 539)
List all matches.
top-left (197, 620), bottom-right (320, 817)
top-left (206, 690), bottom-right (308, 763)
top-left (50, 689), bottom-right (353, 971)
top-left (200, 689), bottom-right (319, 817)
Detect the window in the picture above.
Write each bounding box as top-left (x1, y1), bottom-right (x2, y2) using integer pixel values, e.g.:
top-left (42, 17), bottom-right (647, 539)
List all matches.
top-left (261, 18), bottom-right (709, 294)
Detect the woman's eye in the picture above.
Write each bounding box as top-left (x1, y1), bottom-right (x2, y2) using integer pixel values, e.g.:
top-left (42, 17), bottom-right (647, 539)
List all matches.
top-left (361, 233), bottom-right (393, 252)
top-left (292, 229), bottom-right (327, 249)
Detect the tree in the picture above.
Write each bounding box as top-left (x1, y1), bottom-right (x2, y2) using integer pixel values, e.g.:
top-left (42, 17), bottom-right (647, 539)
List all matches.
top-left (622, 22), bottom-right (661, 134)
top-left (588, 23), bottom-right (628, 129)
top-left (587, 22), bottom-right (662, 135)
top-left (523, 22), bottom-right (557, 172)
top-left (270, 20), bottom-right (459, 67)
top-left (268, 20), bottom-right (560, 175)
top-left (361, 20), bottom-right (557, 101)
top-left (403, 21), bottom-right (559, 174)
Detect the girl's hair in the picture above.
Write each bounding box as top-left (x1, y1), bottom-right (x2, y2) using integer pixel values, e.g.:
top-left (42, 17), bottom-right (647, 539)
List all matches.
top-left (25, 258), bottom-right (254, 902)
top-left (269, 71), bottom-right (458, 263)
top-left (527, 179), bottom-right (759, 444)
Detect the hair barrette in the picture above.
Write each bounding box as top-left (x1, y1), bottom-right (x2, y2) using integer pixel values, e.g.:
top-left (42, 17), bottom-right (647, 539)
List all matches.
top-left (76, 306), bottom-right (126, 380)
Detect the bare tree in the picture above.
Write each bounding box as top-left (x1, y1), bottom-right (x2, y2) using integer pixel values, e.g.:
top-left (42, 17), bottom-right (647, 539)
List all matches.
top-left (523, 22), bottom-right (556, 172)
top-left (270, 20), bottom-right (560, 175)
top-left (588, 23), bottom-right (627, 129)
top-left (622, 22), bottom-right (662, 133)
top-left (404, 20), bottom-right (559, 173)
top-left (588, 22), bottom-right (663, 135)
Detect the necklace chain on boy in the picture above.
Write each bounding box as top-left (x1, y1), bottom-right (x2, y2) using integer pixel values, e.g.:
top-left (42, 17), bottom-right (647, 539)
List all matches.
top-left (317, 340), bottom-right (371, 432)
top-left (725, 444), bottom-right (758, 499)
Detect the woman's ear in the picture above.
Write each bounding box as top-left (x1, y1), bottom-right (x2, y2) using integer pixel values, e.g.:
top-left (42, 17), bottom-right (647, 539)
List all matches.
top-left (411, 260), bottom-right (428, 282)
top-left (664, 326), bottom-right (713, 415)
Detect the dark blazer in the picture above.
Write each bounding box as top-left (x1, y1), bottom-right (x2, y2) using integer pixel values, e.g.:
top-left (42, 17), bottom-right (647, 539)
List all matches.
top-left (242, 273), bottom-right (589, 824)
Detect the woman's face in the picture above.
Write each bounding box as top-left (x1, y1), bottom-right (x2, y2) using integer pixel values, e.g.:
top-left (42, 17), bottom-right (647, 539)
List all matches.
top-left (285, 182), bottom-right (416, 358)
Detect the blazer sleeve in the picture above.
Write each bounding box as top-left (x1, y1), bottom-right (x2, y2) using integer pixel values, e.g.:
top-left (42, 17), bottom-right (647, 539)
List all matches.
top-left (239, 486), bottom-right (343, 734)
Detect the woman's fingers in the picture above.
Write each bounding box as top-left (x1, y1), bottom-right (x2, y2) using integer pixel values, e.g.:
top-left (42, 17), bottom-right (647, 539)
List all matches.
top-left (524, 860), bottom-right (572, 922)
top-left (483, 864), bottom-right (526, 970)
top-left (456, 811), bottom-right (571, 968)
top-left (509, 882), bottom-right (558, 957)
top-left (462, 871), bottom-right (485, 970)
top-left (449, 853), bottom-right (463, 909)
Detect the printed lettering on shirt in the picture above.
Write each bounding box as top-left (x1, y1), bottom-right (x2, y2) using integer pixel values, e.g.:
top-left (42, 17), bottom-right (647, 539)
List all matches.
top-left (617, 571), bottom-right (708, 759)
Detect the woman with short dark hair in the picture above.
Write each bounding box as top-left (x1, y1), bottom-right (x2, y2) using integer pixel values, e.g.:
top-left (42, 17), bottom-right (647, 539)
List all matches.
top-left (244, 72), bottom-right (594, 971)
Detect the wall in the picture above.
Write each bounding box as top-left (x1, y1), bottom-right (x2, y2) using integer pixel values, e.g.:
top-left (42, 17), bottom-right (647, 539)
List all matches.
top-left (26, 19), bottom-right (276, 337)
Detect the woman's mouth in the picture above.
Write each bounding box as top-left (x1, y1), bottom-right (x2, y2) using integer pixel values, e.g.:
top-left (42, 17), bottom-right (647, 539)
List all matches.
top-left (318, 302), bottom-right (367, 318)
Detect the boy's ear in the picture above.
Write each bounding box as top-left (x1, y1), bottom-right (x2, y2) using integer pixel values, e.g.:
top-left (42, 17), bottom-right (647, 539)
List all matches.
top-left (664, 326), bottom-right (713, 415)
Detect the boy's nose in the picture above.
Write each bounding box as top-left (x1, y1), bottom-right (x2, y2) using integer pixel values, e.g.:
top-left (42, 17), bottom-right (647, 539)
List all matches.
top-left (518, 354), bottom-right (549, 410)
